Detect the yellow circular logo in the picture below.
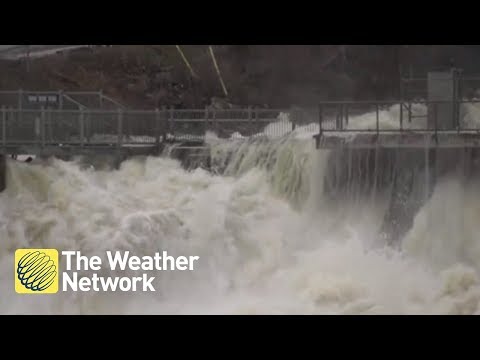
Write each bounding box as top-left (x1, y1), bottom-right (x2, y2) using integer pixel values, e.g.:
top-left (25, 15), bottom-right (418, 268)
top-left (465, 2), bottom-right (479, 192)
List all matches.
top-left (16, 250), bottom-right (57, 292)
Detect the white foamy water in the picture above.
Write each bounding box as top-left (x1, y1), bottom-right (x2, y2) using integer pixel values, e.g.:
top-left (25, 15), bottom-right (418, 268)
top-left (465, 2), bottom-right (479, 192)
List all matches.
top-left (2, 105), bottom-right (480, 314)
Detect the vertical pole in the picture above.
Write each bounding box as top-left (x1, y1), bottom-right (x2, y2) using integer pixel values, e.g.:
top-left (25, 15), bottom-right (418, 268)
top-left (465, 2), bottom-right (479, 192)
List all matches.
top-left (345, 104), bottom-right (349, 128)
top-left (59, 90), bottom-right (64, 110)
top-left (0, 154), bottom-right (5, 192)
top-left (291, 107), bottom-right (296, 131)
top-left (399, 102), bottom-right (403, 131)
top-left (457, 100), bottom-right (461, 134)
top-left (85, 109), bottom-right (90, 143)
top-left (117, 108), bottom-right (123, 149)
top-left (18, 89), bottom-right (23, 122)
top-left (205, 106), bottom-right (209, 139)
top-left (336, 104), bottom-right (340, 130)
top-left (155, 108), bottom-right (160, 147)
top-left (41, 106), bottom-right (45, 148)
top-left (255, 107), bottom-right (259, 134)
top-left (453, 71), bottom-right (457, 130)
top-left (376, 103), bottom-right (379, 136)
top-left (48, 108), bottom-right (53, 143)
top-left (248, 106), bottom-right (252, 135)
top-left (80, 107), bottom-right (85, 147)
top-left (2, 106), bottom-right (6, 148)
top-left (318, 104), bottom-right (323, 134)
top-left (317, 105), bottom-right (323, 149)
top-left (170, 107), bottom-right (174, 140)
top-left (425, 141), bottom-right (430, 204)
top-left (162, 106), bottom-right (168, 142)
top-left (372, 144), bottom-right (379, 202)
top-left (213, 108), bottom-right (217, 136)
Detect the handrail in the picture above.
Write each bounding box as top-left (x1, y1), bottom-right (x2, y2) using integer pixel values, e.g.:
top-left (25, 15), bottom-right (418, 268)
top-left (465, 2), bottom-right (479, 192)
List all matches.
top-left (0, 89), bottom-right (125, 110)
top-left (0, 100), bottom-right (479, 153)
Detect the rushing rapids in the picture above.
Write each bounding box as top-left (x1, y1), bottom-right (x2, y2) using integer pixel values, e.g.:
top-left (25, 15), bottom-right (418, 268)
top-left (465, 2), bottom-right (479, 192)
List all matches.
top-left (2, 104), bottom-right (480, 314)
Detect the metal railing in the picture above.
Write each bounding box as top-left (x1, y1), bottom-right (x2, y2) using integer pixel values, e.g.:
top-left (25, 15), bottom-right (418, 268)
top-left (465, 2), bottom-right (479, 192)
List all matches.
top-left (2, 99), bottom-right (480, 152)
top-left (316, 99), bottom-right (480, 137)
top-left (0, 107), bottom-right (288, 150)
top-left (0, 90), bottom-right (125, 111)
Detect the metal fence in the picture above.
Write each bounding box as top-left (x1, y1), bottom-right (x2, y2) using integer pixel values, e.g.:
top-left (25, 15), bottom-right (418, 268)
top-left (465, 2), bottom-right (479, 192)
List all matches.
top-left (0, 90), bottom-right (125, 111)
top-left (0, 107), bottom-right (289, 148)
top-left (2, 100), bottom-right (480, 151)
top-left (316, 99), bottom-right (480, 135)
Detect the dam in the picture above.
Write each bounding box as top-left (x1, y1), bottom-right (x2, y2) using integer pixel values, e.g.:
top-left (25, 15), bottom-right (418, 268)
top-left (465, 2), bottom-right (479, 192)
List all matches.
top-left (3, 68), bottom-right (480, 314)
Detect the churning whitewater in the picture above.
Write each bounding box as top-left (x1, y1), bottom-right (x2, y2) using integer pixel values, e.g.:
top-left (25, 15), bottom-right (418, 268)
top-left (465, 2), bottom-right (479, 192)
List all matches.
top-left (2, 104), bottom-right (480, 314)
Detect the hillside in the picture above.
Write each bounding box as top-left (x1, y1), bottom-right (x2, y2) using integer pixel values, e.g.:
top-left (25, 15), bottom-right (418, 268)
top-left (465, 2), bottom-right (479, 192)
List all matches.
top-left (1, 45), bottom-right (480, 109)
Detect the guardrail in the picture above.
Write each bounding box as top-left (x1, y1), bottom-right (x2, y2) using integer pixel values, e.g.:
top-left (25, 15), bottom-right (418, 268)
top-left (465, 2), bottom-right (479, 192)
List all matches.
top-left (316, 99), bottom-right (480, 136)
top-left (0, 107), bottom-right (289, 150)
top-left (2, 100), bottom-right (480, 153)
top-left (0, 90), bottom-right (125, 111)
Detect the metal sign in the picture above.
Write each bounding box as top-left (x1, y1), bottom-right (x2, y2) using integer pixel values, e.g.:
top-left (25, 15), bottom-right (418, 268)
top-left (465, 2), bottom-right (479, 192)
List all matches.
top-left (27, 94), bottom-right (58, 104)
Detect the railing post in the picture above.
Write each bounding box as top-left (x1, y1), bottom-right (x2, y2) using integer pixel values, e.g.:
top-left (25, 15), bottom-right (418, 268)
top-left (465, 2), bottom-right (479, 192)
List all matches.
top-left (456, 99), bottom-right (461, 132)
top-left (248, 106), bottom-right (252, 134)
top-left (255, 107), bottom-right (259, 133)
top-left (40, 106), bottom-right (45, 148)
top-left (376, 103), bottom-right (379, 136)
top-left (336, 104), bottom-right (342, 130)
top-left (79, 107), bottom-right (85, 147)
top-left (205, 106), bottom-right (209, 137)
top-left (213, 108), bottom-right (217, 135)
top-left (318, 104), bottom-right (323, 136)
top-left (117, 108), bottom-right (123, 149)
top-left (155, 108), bottom-right (160, 147)
top-left (162, 106), bottom-right (168, 142)
top-left (457, 100), bottom-right (461, 134)
top-left (169, 107), bottom-right (174, 140)
top-left (408, 102), bottom-right (412, 123)
top-left (291, 107), bottom-right (297, 131)
top-left (344, 104), bottom-right (349, 127)
top-left (47, 107), bottom-right (52, 143)
top-left (399, 102), bottom-right (403, 131)
top-left (434, 103), bottom-right (438, 142)
top-left (85, 109), bottom-right (90, 143)
top-left (18, 89), bottom-right (23, 122)
top-left (59, 89), bottom-right (64, 110)
top-left (2, 106), bottom-right (6, 148)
